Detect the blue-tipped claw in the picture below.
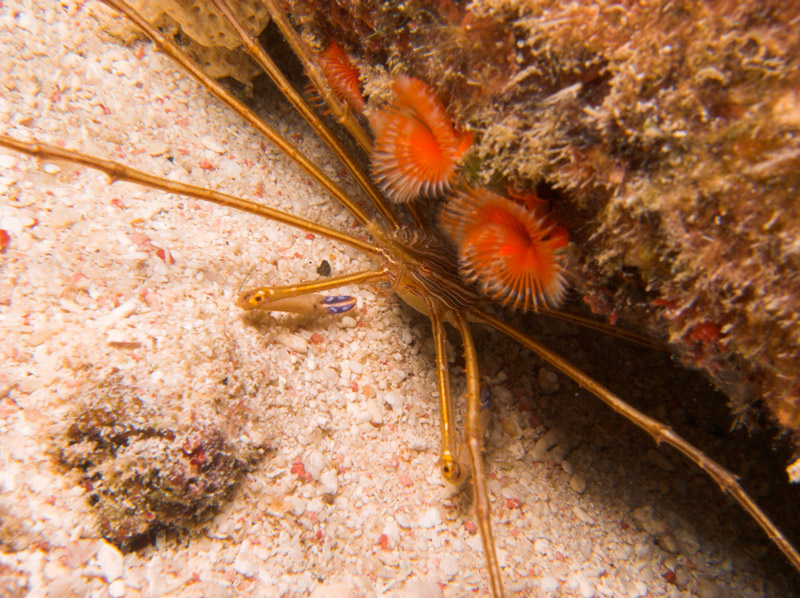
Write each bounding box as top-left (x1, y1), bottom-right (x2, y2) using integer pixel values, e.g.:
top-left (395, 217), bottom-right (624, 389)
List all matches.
top-left (322, 295), bottom-right (356, 315)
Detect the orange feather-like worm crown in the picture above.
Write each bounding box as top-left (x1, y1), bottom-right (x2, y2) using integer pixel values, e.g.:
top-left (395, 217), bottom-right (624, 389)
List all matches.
top-left (371, 76), bottom-right (471, 203)
top-left (440, 187), bottom-right (568, 313)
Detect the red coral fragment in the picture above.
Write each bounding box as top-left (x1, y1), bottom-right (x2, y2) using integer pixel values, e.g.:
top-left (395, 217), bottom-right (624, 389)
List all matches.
top-left (290, 457), bottom-right (312, 481)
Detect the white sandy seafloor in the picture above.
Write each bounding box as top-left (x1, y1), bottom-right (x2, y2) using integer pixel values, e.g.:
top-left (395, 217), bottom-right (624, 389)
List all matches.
top-left (1, 1), bottom-right (799, 597)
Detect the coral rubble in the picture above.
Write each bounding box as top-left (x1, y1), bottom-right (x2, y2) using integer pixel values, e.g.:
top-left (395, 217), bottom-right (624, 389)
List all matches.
top-left (54, 373), bottom-right (267, 547)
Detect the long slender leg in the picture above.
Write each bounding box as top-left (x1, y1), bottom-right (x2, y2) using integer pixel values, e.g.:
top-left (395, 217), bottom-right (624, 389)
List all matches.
top-left (210, 0), bottom-right (402, 230)
top-left (473, 307), bottom-right (800, 572)
top-left (238, 268), bottom-right (390, 314)
top-left (262, 0), bottom-right (373, 154)
top-left (262, 0), bottom-right (429, 231)
top-left (542, 309), bottom-right (665, 351)
top-left (453, 312), bottom-right (505, 598)
top-left (0, 135), bottom-right (378, 256)
top-left (425, 300), bottom-right (462, 484)
top-left (98, 0), bottom-right (375, 229)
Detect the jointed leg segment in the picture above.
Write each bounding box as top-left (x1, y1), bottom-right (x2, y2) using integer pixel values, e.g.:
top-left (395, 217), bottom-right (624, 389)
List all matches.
top-left (473, 308), bottom-right (800, 573)
top-left (425, 301), bottom-right (462, 485)
top-left (426, 300), bottom-right (504, 596)
top-left (208, 0), bottom-right (403, 230)
top-left (238, 268), bottom-right (390, 315)
top-left (454, 312), bottom-right (505, 598)
top-left (99, 0), bottom-right (376, 229)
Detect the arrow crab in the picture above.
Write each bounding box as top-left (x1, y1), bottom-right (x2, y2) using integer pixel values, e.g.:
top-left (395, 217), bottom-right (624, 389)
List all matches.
top-left (1, 1), bottom-right (799, 596)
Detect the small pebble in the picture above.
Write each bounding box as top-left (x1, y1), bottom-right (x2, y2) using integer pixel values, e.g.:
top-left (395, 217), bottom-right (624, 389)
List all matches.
top-left (538, 367), bottom-right (560, 394)
top-left (531, 428), bottom-right (562, 462)
top-left (321, 367), bottom-right (339, 383)
top-left (396, 514), bottom-right (412, 529)
top-left (201, 135), bottom-right (225, 154)
top-left (2, 213), bottom-right (35, 235)
top-left (233, 552), bottom-right (256, 578)
top-left (787, 457), bottom-right (800, 483)
top-left (28, 326), bottom-right (57, 346)
top-left (44, 559), bottom-right (69, 582)
top-left (635, 540), bottom-right (654, 560)
top-left (108, 579), bottom-right (126, 598)
top-left (382, 518), bottom-right (401, 543)
top-left (305, 451), bottom-right (327, 480)
top-left (674, 567), bottom-right (690, 589)
top-left (533, 538), bottom-right (551, 554)
top-left (630, 580), bottom-right (648, 598)
top-left (585, 566), bottom-right (605, 578)
top-left (493, 385), bottom-right (512, 402)
top-left (340, 316), bottom-right (357, 328)
top-left (569, 473), bottom-right (587, 494)
top-left (365, 399), bottom-right (383, 425)
top-left (288, 496), bottom-right (305, 517)
top-left (656, 533), bottom-right (679, 554)
top-left (349, 360), bottom-right (363, 374)
top-left (500, 414), bottom-right (522, 439)
top-left (539, 576), bottom-right (559, 593)
top-left (0, 175), bottom-right (16, 191)
top-left (383, 391), bottom-right (404, 410)
top-left (96, 541), bottom-right (123, 582)
top-left (0, 154), bottom-right (18, 169)
top-left (573, 506), bottom-right (595, 525)
top-left (275, 332), bottom-right (308, 354)
top-left (320, 469), bottom-right (338, 495)
top-left (674, 528), bottom-right (700, 554)
top-left (579, 577), bottom-right (595, 598)
top-left (508, 441), bottom-right (525, 460)
top-left (418, 507), bottom-right (441, 529)
top-left (439, 554), bottom-right (458, 579)
top-left (43, 162), bottom-right (61, 174)
top-left (147, 142), bottom-right (169, 157)
top-left (614, 543), bottom-right (634, 561)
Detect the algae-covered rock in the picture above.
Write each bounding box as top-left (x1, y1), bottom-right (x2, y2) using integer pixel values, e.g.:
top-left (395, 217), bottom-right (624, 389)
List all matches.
top-left (54, 372), bottom-right (267, 548)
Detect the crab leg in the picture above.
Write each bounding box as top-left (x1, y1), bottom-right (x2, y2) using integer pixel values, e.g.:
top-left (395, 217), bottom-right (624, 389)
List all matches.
top-left (425, 299), bottom-right (504, 596)
top-left (542, 309), bottom-right (665, 351)
top-left (238, 268), bottom-right (390, 315)
top-left (473, 308), bottom-right (800, 573)
top-left (209, 0), bottom-right (404, 230)
top-left (425, 300), bottom-right (462, 485)
top-left (261, 0), bottom-right (429, 230)
top-left (99, 0), bottom-right (375, 229)
top-left (0, 135), bottom-right (379, 257)
top-left (454, 311), bottom-right (505, 598)
top-left (262, 0), bottom-right (373, 154)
